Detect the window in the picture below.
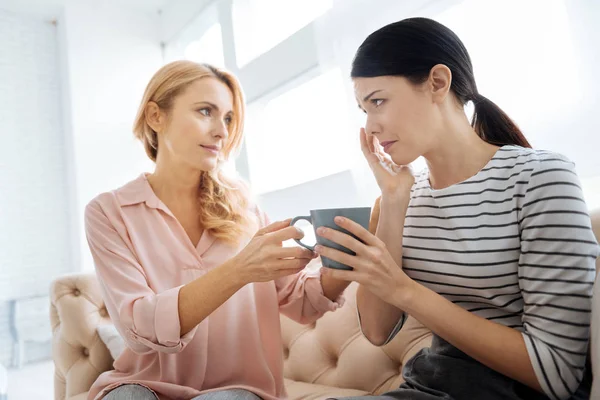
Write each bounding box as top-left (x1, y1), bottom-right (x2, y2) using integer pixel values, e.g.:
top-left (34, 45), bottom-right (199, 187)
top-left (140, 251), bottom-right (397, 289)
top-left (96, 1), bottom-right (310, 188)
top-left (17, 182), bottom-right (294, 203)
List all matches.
top-left (435, 0), bottom-right (579, 143)
top-left (245, 68), bottom-right (354, 194)
top-left (232, 0), bottom-right (332, 67)
top-left (184, 23), bottom-right (225, 68)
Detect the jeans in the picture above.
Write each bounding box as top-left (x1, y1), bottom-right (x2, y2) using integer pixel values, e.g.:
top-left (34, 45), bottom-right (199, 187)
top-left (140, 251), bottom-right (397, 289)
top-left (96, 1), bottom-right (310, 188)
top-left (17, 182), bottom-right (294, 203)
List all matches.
top-left (103, 384), bottom-right (262, 400)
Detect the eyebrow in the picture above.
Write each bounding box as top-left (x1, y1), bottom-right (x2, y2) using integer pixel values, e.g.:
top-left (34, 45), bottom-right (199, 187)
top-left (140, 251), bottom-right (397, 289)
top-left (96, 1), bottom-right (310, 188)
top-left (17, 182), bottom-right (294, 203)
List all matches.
top-left (363, 89), bottom-right (383, 102)
top-left (356, 89), bottom-right (383, 112)
top-left (194, 101), bottom-right (233, 115)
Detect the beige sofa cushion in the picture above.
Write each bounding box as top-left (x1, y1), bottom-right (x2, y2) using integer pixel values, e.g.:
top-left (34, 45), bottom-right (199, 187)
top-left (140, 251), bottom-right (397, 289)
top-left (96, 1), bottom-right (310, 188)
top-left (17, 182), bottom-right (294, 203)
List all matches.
top-left (281, 282), bottom-right (431, 395)
top-left (284, 379), bottom-right (369, 400)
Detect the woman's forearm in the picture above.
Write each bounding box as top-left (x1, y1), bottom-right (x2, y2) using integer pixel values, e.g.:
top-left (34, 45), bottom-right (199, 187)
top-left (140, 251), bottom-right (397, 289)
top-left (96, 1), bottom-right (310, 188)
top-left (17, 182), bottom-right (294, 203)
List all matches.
top-left (321, 273), bottom-right (351, 301)
top-left (357, 194), bottom-right (410, 345)
top-left (178, 261), bottom-right (245, 335)
top-left (376, 194), bottom-right (409, 262)
top-left (398, 282), bottom-right (543, 393)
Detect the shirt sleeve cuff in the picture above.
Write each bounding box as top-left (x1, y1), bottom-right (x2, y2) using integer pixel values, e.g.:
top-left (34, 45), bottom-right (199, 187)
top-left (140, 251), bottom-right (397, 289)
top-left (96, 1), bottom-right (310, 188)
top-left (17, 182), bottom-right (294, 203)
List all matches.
top-left (356, 302), bottom-right (406, 346)
top-left (304, 266), bottom-right (346, 312)
top-left (130, 285), bottom-right (197, 354)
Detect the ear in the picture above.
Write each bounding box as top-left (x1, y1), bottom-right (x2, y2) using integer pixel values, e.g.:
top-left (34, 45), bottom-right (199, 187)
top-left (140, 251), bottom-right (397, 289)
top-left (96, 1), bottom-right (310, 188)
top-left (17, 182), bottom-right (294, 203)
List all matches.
top-left (145, 101), bottom-right (165, 134)
top-left (428, 64), bottom-right (452, 103)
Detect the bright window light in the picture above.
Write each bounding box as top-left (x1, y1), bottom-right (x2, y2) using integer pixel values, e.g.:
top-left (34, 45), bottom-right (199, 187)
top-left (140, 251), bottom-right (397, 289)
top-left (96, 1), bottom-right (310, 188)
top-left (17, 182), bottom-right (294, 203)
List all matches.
top-left (184, 23), bottom-right (225, 69)
top-left (245, 68), bottom-right (353, 194)
top-left (232, 0), bottom-right (333, 67)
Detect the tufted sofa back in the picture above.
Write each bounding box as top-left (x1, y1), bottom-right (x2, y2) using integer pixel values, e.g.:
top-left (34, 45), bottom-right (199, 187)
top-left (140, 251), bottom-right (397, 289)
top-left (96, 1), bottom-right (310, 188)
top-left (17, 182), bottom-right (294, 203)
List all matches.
top-left (50, 274), bottom-right (113, 400)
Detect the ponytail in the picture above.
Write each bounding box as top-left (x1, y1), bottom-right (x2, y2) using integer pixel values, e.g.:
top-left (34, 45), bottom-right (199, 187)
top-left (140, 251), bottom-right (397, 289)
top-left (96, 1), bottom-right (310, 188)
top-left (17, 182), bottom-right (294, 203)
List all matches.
top-left (471, 94), bottom-right (531, 148)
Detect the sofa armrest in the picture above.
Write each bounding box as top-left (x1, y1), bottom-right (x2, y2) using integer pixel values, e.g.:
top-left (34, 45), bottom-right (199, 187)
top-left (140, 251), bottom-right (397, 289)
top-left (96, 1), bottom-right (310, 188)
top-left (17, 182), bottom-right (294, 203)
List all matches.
top-left (50, 273), bottom-right (113, 400)
top-left (589, 208), bottom-right (599, 398)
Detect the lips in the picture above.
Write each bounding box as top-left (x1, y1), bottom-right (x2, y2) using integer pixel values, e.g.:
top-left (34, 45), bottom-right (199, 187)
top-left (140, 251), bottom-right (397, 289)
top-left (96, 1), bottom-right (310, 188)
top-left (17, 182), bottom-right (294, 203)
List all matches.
top-left (200, 145), bottom-right (220, 152)
top-left (379, 140), bottom-right (397, 153)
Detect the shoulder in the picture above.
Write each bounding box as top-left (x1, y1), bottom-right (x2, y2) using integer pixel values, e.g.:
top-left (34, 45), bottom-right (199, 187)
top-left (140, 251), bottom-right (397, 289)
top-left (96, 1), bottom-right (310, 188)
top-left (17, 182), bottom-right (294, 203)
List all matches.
top-left (508, 147), bottom-right (579, 191)
top-left (85, 174), bottom-right (147, 223)
top-left (494, 145), bottom-right (575, 174)
top-left (477, 146), bottom-right (578, 193)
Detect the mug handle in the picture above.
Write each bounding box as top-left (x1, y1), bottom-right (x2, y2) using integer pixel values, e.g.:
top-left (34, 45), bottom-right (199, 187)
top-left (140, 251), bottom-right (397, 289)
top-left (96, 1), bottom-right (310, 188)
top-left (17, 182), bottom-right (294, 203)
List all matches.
top-left (290, 216), bottom-right (315, 251)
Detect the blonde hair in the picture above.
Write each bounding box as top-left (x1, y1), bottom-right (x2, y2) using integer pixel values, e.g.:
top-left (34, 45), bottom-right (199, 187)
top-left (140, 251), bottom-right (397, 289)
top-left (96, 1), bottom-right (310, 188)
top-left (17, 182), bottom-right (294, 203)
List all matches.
top-left (133, 60), bottom-right (256, 243)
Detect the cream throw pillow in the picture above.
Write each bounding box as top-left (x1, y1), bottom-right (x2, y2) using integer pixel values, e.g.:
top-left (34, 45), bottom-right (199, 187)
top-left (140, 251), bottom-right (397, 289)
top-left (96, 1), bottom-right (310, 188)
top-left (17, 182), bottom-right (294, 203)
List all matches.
top-left (97, 324), bottom-right (125, 361)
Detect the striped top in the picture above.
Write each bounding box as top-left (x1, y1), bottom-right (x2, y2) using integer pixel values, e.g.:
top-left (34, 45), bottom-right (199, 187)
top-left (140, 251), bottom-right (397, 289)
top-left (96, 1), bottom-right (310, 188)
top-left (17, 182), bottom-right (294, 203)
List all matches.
top-left (389, 145), bottom-right (598, 400)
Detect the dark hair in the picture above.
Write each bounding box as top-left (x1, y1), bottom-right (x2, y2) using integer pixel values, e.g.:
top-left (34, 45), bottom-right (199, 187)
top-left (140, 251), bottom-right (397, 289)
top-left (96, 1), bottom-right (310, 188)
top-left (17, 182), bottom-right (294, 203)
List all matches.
top-left (351, 17), bottom-right (531, 148)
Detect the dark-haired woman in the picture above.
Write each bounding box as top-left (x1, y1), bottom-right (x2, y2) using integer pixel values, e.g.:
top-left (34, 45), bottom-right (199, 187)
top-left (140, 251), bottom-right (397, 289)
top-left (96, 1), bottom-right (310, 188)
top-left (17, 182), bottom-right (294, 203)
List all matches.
top-left (315, 17), bottom-right (598, 400)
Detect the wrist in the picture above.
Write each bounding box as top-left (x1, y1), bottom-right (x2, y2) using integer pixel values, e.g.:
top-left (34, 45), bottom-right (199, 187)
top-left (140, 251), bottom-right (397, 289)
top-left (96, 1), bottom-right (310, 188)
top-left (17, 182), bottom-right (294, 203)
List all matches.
top-left (320, 269), bottom-right (351, 299)
top-left (392, 278), bottom-right (421, 312)
top-left (380, 191), bottom-right (411, 206)
top-left (218, 258), bottom-right (249, 289)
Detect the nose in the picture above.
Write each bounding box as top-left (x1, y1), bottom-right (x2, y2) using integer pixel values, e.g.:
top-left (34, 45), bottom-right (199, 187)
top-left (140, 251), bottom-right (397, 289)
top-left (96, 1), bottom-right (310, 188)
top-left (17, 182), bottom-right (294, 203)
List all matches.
top-left (364, 114), bottom-right (381, 137)
top-left (213, 118), bottom-right (229, 140)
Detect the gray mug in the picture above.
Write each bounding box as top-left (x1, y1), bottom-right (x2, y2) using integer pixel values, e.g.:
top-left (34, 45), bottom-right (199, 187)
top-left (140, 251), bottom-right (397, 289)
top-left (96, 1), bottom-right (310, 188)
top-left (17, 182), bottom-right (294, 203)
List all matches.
top-left (290, 207), bottom-right (371, 270)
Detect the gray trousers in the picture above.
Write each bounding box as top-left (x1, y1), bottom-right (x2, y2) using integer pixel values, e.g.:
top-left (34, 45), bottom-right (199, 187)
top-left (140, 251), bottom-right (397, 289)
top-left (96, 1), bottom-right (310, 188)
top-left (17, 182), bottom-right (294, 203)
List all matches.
top-left (103, 385), bottom-right (262, 400)
top-left (332, 335), bottom-right (591, 400)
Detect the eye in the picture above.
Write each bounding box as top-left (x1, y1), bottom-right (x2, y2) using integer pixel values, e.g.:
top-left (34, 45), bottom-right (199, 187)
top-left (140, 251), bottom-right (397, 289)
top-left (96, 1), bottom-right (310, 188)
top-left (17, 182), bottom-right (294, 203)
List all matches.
top-left (224, 115), bottom-right (233, 126)
top-left (370, 99), bottom-right (385, 108)
top-left (198, 108), bottom-right (211, 116)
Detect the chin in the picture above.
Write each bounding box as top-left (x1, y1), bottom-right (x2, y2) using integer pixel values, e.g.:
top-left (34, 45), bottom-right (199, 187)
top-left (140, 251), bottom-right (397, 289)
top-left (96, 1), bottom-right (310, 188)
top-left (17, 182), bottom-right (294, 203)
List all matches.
top-left (190, 160), bottom-right (218, 173)
top-left (200, 164), bottom-right (218, 173)
top-left (391, 151), bottom-right (419, 166)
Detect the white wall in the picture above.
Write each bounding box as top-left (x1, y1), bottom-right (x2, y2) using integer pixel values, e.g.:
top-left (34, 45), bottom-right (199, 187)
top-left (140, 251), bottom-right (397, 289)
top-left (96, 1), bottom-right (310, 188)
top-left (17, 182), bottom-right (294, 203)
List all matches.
top-left (160, 0), bottom-right (215, 44)
top-left (0, 7), bottom-right (69, 365)
top-left (58, 0), bottom-right (162, 271)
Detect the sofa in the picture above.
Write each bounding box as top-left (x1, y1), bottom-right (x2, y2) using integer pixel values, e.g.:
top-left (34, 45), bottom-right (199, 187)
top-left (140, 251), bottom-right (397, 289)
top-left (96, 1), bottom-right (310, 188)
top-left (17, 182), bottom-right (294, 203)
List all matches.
top-left (50, 210), bottom-right (600, 400)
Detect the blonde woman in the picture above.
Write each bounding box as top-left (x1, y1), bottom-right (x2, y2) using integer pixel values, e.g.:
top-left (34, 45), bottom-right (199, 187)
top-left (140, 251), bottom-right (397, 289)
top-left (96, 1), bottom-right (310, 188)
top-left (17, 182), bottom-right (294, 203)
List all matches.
top-left (85, 61), bottom-right (348, 400)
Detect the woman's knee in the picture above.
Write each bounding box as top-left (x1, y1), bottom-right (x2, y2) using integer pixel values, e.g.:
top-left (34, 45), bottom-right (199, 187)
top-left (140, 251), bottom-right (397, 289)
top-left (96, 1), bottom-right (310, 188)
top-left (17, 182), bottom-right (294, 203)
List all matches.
top-left (103, 384), bottom-right (158, 400)
top-left (192, 389), bottom-right (262, 400)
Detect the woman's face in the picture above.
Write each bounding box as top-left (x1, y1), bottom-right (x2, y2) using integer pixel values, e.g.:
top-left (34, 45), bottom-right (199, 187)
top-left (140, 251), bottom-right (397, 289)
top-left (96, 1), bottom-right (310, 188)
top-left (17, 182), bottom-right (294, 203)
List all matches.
top-left (353, 75), bottom-right (441, 166)
top-left (156, 77), bottom-right (234, 172)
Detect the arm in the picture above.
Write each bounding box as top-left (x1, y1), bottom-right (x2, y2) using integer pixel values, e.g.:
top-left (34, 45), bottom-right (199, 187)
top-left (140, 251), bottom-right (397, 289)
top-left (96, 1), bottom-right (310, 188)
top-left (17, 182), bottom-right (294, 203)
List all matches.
top-left (515, 157), bottom-right (597, 399)
top-left (86, 199), bottom-right (313, 353)
top-left (393, 157), bottom-right (597, 399)
top-left (276, 262), bottom-right (345, 324)
top-left (321, 269), bottom-right (351, 302)
top-left (85, 200), bottom-right (208, 354)
top-left (356, 194), bottom-right (410, 345)
top-left (181, 220), bottom-right (322, 333)
top-left (180, 221), bottom-right (314, 334)
top-left (177, 264), bottom-right (245, 336)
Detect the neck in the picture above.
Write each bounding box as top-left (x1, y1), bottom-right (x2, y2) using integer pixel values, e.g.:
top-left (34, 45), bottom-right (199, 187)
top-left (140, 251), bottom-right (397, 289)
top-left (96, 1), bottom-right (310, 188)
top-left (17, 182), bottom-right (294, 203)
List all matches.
top-left (148, 154), bottom-right (203, 204)
top-left (423, 114), bottom-right (500, 190)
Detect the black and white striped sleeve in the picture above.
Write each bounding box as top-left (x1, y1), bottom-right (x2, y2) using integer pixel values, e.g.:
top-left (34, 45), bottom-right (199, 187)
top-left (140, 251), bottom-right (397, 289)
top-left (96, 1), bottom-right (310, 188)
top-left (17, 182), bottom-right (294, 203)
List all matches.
top-left (518, 155), bottom-right (599, 400)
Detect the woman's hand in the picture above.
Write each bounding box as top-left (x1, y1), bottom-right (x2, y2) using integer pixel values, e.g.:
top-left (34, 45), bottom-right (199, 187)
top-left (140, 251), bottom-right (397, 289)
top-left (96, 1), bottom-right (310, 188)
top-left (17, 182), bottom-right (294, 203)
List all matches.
top-left (361, 128), bottom-right (414, 197)
top-left (230, 220), bottom-right (317, 285)
top-left (314, 215), bottom-right (417, 307)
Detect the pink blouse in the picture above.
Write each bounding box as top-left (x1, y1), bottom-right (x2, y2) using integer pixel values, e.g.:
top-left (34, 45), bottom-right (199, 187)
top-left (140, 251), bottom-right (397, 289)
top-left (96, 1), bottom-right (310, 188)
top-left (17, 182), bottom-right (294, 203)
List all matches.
top-left (85, 174), bottom-right (344, 400)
